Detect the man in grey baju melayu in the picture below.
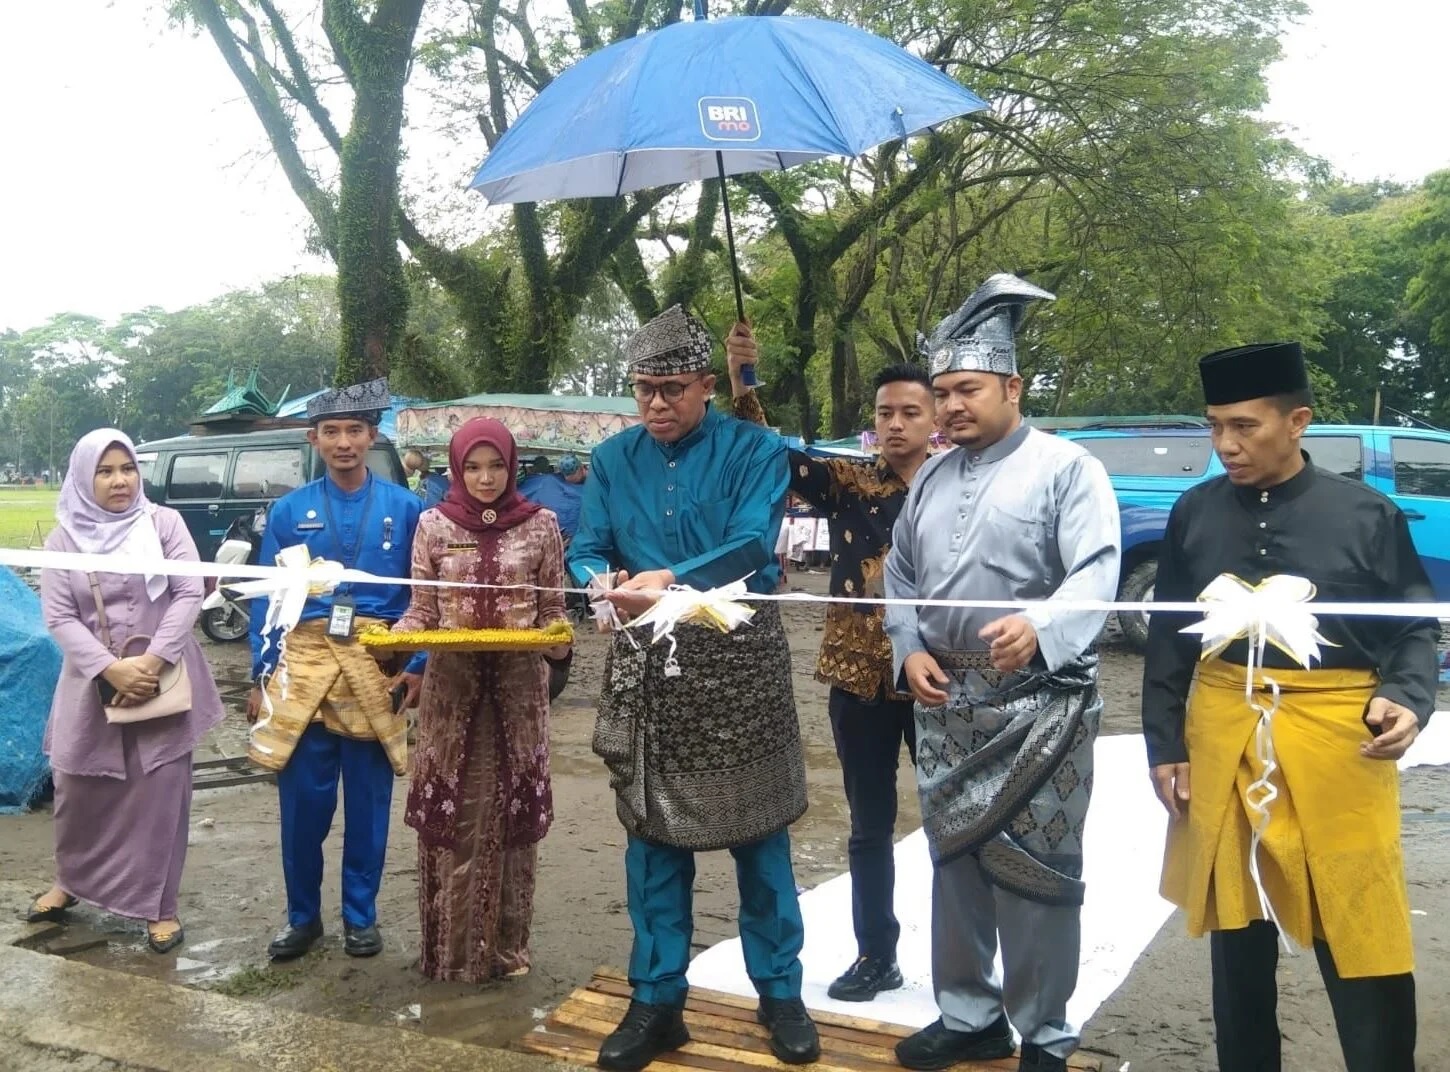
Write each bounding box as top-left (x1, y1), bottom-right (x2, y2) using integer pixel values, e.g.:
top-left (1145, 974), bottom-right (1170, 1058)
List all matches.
top-left (884, 274), bottom-right (1121, 1072)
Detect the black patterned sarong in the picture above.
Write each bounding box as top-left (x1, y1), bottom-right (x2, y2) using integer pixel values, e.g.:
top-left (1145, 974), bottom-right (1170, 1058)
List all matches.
top-left (916, 653), bottom-right (1101, 906)
top-left (594, 602), bottom-right (808, 852)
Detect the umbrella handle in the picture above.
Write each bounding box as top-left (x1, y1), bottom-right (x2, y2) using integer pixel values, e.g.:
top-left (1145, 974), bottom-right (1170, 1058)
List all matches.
top-left (717, 151), bottom-right (761, 388)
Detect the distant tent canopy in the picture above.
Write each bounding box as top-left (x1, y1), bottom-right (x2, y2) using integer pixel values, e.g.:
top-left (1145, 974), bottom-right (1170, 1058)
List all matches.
top-left (397, 394), bottom-right (642, 455)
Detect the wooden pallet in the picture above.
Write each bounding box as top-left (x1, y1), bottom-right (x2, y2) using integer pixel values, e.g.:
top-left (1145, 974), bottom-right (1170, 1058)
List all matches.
top-left (517, 968), bottom-right (1101, 1072)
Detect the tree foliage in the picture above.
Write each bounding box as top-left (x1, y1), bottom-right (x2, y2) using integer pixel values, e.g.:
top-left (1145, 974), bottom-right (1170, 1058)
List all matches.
top-left (132, 0), bottom-right (1447, 435)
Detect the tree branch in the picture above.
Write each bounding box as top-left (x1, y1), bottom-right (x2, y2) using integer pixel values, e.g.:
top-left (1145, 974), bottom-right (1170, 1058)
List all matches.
top-left (189, 0), bottom-right (339, 257)
top-left (255, 0), bottom-right (344, 153)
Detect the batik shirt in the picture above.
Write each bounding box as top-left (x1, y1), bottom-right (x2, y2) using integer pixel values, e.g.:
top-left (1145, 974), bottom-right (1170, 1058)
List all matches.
top-left (733, 391), bottom-right (909, 701)
top-left (567, 406), bottom-right (788, 594)
top-left (884, 424), bottom-right (1121, 695)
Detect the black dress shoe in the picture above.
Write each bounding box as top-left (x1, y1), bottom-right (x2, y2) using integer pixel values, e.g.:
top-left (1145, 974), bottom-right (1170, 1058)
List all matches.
top-left (895, 1016), bottom-right (1015, 1070)
top-left (343, 923), bottom-right (383, 957)
top-left (597, 1000), bottom-right (690, 1071)
top-left (267, 919), bottom-right (323, 960)
top-left (827, 956), bottom-right (905, 1002)
top-left (757, 996), bottom-right (821, 1065)
top-left (1017, 1043), bottom-right (1067, 1071)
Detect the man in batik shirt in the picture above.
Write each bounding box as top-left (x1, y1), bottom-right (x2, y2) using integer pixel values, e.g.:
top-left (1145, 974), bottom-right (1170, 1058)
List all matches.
top-left (727, 332), bottom-right (936, 1002)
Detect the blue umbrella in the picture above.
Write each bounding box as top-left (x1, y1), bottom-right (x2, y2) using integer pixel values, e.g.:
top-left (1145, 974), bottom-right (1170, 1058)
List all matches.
top-left (469, 13), bottom-right (989, 382)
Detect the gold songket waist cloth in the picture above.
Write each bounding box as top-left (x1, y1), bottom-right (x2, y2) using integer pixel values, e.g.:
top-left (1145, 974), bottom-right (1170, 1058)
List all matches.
top-left (1161, 658), bottom-right (1411, 978)
top-left (248, 618), bottom-right (408, 775)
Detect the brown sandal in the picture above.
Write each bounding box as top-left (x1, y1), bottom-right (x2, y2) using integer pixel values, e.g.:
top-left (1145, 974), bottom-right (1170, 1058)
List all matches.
top-left (24, 893), bottom-right (77, 924)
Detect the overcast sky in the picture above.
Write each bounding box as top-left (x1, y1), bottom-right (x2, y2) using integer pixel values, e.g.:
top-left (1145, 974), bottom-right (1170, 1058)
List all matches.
top-left (1, 0), bottom-right (1446, 333)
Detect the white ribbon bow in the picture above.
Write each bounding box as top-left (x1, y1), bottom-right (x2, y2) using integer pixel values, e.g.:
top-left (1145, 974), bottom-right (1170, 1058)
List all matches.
top-left (1178, 573), bottom-right (1333, 674)
top-left (621, 579), bottom-right (757, 677)
top-left (217, 545), bottom-right (345, 740)
top-left (1178, 573), bottom-right (1335, 951)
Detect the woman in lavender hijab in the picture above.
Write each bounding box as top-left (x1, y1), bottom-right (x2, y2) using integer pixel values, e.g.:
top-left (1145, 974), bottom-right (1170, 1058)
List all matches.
top-left (27, 429), bottom-right (224, 954)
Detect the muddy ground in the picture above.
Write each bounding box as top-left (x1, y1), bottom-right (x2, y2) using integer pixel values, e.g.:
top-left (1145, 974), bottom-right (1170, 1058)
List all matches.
top-left (2, 569), bottom-right (1447, 1070)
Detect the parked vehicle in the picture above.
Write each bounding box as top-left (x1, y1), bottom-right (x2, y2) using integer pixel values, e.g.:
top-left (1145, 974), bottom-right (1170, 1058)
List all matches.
top-left (200, 509), bottom-right (266, 643)
top-left (1043, 418), bottom-right (1450, 650)
top-left (133, 426), bottom-right (408, 561)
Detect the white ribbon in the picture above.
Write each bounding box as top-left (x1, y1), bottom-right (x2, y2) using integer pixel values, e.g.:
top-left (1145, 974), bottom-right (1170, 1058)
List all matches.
top-left (6, 546), bottom-right (1450, 619)
top-left (1178, 573), bottom-right (1334, 953)
top-left (1178, 574), bottom-right (1333, 674)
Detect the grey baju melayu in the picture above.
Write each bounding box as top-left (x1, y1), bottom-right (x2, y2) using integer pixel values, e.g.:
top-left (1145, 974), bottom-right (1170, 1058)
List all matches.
top-left (884, 422), bottom-right (1120, 1058)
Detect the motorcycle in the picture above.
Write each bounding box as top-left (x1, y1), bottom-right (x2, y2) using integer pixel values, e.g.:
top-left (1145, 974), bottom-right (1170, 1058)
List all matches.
top-left (200, 509), bottom-right (266, 643)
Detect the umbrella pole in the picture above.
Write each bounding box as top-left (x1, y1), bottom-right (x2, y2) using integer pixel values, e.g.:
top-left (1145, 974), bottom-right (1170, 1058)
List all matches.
top-left (716, 151), bottom-right (759, 386)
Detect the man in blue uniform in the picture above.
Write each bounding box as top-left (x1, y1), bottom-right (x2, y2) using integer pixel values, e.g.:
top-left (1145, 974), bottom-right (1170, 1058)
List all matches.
top-left (245, 378), bottom-right (426, 961)
top-left (519, 453), bottom-right (586, 542)
top-left (568, 306), bottom-right (820, 1071)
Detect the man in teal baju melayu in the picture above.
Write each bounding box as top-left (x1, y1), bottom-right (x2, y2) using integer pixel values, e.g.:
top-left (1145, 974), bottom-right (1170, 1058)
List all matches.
top-left (567, 305), bottom-right (820, 1071)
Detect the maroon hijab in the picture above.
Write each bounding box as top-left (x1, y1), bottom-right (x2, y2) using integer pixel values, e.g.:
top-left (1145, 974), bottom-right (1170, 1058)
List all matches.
top-left (435, 417), bottom-right (542, 533)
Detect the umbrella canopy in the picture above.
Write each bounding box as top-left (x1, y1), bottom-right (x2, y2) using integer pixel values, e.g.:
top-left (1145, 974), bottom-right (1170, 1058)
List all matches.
top-left (469, 15), bottom-right (988, 203)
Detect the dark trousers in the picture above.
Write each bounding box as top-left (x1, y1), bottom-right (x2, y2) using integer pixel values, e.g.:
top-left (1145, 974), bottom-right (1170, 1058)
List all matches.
top-left (276, 724), bottom-right (394, 930)
top-left (1211, 920), bottom-right (1416, 1071)
top-left (828, 686), bottom-right (917, 961)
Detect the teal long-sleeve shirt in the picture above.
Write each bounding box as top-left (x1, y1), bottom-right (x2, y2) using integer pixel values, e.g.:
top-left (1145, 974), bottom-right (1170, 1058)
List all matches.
top-left (567, 406), bottom-right (788, 595)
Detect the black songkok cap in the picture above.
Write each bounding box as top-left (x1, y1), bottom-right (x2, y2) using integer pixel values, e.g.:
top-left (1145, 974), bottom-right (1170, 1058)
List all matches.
top-left (1198, 342), bottom-right (1310, 406)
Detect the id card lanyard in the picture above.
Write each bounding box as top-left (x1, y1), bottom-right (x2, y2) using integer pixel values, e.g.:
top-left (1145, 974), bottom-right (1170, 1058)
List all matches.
top-left (321, 475), bottom-right (376, 637)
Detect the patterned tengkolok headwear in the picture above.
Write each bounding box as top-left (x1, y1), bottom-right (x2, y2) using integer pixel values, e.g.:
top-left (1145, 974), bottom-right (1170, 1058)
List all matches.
top-left (920, 273), bottom-right (1056, 378)
top-left (306, 377), bottom-right (389, 425)
top-left (625, 305), bottom-right (714, 377)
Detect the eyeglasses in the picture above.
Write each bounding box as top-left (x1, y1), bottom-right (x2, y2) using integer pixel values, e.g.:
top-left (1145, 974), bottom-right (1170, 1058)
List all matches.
top-left (630, 377), bottom-right (700, 403)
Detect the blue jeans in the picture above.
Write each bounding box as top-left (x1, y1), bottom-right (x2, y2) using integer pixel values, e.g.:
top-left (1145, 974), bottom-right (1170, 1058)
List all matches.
top-left (276, 724), bottom-right (394, 929)
top-left (625, 829), bottom-right (805, 1007)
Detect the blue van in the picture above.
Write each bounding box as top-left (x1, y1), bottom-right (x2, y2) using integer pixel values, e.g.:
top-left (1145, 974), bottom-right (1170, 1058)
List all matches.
top-left (1042, 419), bottom-right (1450, 649)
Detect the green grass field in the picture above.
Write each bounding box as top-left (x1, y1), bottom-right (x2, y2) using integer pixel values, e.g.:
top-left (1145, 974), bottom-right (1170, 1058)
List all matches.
top-left (0, 486), bottom-right (58, 547)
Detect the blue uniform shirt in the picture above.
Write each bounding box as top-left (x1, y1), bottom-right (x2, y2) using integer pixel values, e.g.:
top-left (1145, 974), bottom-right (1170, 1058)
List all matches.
top-left (567, 406), bottom-right (788, 594)
top-left (418, 471), bottom-right (449, 510)
top-left (249, 473), bottom-right (425, 679)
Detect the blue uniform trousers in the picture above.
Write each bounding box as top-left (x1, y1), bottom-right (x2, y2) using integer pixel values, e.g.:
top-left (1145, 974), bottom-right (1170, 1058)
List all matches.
top-left (276, 723), bottom-right (394, 929)
top-left (626, 829), bottom-right (805, 1007)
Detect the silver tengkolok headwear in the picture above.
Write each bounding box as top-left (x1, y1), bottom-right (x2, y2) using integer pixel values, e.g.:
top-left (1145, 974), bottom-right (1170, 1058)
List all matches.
top-left (306, 377), bottom-right (389, 425)
top-left (625, 305), bottom-right (714, 377)
top-left (920, 273), bottom-right (1056, 378)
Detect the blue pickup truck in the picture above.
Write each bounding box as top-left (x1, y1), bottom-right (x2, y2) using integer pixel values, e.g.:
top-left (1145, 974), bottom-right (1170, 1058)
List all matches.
top-left (1040, 419), bottom-right (1450, 650)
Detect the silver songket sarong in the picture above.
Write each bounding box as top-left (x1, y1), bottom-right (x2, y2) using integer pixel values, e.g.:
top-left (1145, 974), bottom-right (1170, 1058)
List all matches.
top-left (915, 652), bottom-right (1102, 907)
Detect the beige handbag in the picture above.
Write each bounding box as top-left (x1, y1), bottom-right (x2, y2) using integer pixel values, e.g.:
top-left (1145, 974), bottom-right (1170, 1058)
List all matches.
top-left (89, 573), bottom-right (192, 724)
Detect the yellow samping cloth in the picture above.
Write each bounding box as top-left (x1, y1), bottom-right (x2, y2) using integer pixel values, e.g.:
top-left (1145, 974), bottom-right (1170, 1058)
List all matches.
top-left (1161, 659), bottom-right (1411, 978)
top-left (248, 618), bottom-right (407, 776)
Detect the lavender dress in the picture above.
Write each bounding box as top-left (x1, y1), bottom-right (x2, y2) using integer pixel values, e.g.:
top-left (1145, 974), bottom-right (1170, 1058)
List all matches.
top-left (40, 508), bottom-right (225, 921)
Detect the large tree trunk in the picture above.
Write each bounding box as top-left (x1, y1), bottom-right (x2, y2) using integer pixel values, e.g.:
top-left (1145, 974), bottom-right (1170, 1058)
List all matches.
top-left (327, 0), bottom-right (425, 384)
